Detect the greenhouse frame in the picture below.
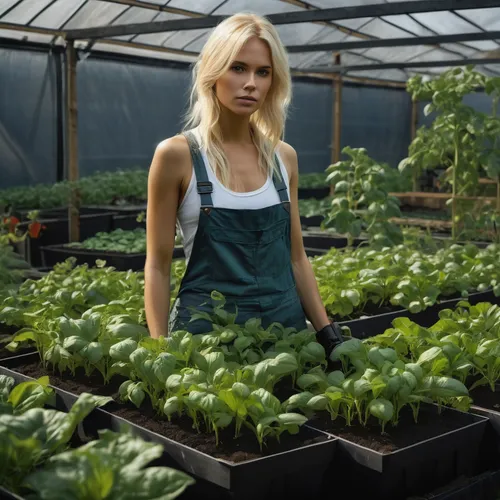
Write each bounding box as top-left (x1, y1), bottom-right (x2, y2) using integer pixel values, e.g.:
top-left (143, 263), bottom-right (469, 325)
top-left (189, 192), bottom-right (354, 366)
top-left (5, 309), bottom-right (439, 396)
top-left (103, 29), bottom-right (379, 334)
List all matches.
top-left (4, 1), bottom-right (500, 499)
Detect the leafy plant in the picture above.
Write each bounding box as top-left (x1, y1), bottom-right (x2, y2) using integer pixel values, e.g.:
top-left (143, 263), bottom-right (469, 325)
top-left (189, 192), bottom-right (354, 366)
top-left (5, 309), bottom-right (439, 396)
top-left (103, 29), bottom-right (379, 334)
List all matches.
top-left (23, 429), bottom-right (194, 500)
top-left (67, 228), bottom-right (147, 254)
top-left (0, 392), bottom-right (112, 493)
top-left (325, 146), bottom-right (403, 248)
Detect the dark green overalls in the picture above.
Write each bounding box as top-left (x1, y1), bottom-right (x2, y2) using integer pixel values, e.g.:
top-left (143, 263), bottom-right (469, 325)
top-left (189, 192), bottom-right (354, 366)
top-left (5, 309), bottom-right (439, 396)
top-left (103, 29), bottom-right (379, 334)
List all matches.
top-left (169, 131), bottom-right (307, 334)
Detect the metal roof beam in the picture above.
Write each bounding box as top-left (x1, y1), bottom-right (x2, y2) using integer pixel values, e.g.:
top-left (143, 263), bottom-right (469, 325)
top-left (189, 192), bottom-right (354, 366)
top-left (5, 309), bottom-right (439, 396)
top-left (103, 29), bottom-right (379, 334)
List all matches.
top-left (287, 30), bottom-right (500, 52)
top-left (65, 0), bottom-right (500, 41)
top-left (304, 57), bottom-right (500, 73)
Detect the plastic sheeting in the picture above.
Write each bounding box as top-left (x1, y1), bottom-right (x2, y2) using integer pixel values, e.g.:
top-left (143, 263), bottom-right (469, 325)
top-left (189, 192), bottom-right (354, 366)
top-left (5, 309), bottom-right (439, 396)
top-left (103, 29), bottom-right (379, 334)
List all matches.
top-left (0, 48), bottom-right (58, 189)
top-left (340, 85), bottom-right (411, 169)
top-left (77, 58), bottom-right (191, 177)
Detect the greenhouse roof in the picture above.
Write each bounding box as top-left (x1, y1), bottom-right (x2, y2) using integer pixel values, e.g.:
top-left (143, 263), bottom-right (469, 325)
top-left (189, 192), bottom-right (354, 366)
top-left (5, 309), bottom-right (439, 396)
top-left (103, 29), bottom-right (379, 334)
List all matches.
top-left (2, 0), bottom-right (500, 83)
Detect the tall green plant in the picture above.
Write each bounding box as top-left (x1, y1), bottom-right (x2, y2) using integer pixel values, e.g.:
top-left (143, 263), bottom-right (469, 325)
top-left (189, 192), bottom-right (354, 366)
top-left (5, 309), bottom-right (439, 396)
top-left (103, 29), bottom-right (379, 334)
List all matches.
top-left (400, 67), bottom-right (500, 240)
top-left (325, 147), bottom-right (403, 248)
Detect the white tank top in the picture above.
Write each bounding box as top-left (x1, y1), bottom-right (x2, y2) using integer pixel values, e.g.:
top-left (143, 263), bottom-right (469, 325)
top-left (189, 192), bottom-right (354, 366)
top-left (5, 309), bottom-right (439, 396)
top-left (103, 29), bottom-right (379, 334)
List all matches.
top-left (177, 129), bottom-right (291, 262)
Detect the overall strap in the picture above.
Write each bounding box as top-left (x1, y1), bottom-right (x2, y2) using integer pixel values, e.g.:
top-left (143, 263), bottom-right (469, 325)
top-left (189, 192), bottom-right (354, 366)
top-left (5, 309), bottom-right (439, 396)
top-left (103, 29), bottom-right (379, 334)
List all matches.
top-left (183, 131), bottom-right (213, 208)
top-left (272, 154), bottom-right (290, 204)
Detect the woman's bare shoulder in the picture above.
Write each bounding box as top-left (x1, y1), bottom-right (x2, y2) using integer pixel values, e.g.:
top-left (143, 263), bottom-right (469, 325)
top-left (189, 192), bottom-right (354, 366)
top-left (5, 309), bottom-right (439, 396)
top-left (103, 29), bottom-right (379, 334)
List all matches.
top-left (150, 134), bottom-right (191, 183)
top-left (278, 140), bottom-right (298, 178)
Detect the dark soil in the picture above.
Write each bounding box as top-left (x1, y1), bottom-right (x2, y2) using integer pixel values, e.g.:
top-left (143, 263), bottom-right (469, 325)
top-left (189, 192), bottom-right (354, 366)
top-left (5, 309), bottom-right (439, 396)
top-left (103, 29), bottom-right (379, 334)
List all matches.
top-left (471, 384), bottom-right (500, 413)
top-left (10, 358), bottom-right (124, 398)
top-left (309, 405), bottom-right (475, 454)
top-left (110, 397), bottom-right (327, 463)
top-left (9, 358), bottom-right (327, 464)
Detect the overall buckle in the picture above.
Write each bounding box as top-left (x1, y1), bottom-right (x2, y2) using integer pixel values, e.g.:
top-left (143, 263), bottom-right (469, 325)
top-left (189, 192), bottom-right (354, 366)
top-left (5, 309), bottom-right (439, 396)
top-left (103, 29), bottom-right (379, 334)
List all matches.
top-left (197, 181), bottom-right (213, 194)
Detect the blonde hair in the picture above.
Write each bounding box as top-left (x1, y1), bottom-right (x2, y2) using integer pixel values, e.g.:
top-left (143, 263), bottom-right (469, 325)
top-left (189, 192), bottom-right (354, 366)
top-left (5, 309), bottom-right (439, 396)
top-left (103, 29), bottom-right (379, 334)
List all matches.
top-left (184, 13), bottom-right (292, 186)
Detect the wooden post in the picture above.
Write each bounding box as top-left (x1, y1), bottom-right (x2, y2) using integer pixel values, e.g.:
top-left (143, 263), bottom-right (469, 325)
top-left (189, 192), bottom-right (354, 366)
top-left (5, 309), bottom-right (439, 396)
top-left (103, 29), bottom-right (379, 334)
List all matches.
top-left (66, 40), bottom-right (80, 243)
top-left (330, 53), bottom-right (342, 195)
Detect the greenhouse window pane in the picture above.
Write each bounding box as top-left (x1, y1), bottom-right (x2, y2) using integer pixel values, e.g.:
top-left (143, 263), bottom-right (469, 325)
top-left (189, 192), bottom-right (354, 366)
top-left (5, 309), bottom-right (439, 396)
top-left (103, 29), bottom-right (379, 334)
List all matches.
top-left (464, 40), bottom-right (500, 52)
top-left (407, 48), bottom-right (463, 63)
top-left (456, 8), bottom-right (500, 31)
top-left (380, 14), bottom-right (435, 36)
top-left (332, 17), bottom-right (373, 31)
top-left (168, 0), bottom-right (226, 14)
top-left (133, 12), bottom-right (187, 46)
top-left (359, 45), bottom-right (430, 64)
top-left (276, 23), bottom-right (324, 46)
top-left (213, 0), bottom-right (301, 16)
top-left (32, 0), bottom-right (85, 30)
top-left (183, 31), bottom-right (211, 51)
top-left (163, 28), bottom-right (210, 50)
top-left (354, 17), bottom-right (416, 38)
top-left (110, 6), bottom-right (159, 41)
top-left (0, 0), bottom-right (22, 18)
top-left (63, 0), bottom-right (128, 29)
top-left (307, 27), bottom-right (359, 46)
top-left (411, 11), bottom-right (479, 35)
top-left (2, 0), bottom-right (52, 24)
top-left (439, 43), bottom-right (479, 58)
top-left (348, 69), bottom-right (408, 82)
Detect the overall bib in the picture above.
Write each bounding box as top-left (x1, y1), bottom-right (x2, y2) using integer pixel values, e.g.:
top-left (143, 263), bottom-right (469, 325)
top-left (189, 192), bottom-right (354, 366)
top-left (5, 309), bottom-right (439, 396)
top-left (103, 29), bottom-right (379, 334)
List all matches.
top-left (169, 131), bottom-right (307, 334)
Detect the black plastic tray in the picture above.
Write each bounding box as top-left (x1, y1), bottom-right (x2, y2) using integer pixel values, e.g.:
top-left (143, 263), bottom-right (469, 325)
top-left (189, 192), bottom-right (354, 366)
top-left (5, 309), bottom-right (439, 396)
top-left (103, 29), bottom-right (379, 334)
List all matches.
top-left (0, 353), bottom-right (337, 500)
top-left (309, 404), bottom-right (488, 500)
top-left (302, 231), bottom-right (367, 250)
top-left (40, 244), bottom-right (146, 271)
top-left (40, 244), bottom-right (184, 270)
top-left (16, 212), bottom-right (115, 267)
top-left (339, 289), bottom-right (499, 339)
top-left (410, 469), bottom-right (500, 500)
top-left (298, 187), bottom-right (330, 200)
top-left (300, 215), bottom-right (324, 228)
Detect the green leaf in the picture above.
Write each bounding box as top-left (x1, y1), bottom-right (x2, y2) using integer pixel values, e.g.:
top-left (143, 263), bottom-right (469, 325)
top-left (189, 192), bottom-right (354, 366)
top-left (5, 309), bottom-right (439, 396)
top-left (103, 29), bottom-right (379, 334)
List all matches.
top-left (8, 377), bottom-right (54, 415)
top-left (368, 398), bottom-right (394, 422)
top-left (109, 339), bottom-right (138, 362)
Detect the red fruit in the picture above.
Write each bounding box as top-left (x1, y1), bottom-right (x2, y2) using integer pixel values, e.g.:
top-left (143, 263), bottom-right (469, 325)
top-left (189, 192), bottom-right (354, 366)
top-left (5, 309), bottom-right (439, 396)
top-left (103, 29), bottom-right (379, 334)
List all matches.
top-left (3, 216), bottom-right (20, 233)
top-left (28, 221), bottom-right (45, 239)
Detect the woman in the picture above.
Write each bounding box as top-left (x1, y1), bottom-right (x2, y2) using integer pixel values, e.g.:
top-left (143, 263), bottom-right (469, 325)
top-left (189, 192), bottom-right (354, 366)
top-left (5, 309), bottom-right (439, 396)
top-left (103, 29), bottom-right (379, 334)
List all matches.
top-left (145, 13), bottom-right (343, 355)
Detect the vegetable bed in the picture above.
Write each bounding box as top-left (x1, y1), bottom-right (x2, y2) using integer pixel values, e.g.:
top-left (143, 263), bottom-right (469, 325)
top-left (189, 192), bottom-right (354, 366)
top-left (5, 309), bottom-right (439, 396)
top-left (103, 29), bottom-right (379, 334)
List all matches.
top-left (0, 354), bottom-right (336, 500)
top-left (17, 212), bottom-right (116, 267)
top-left (41, 229), bottom-right (184, 270)
top-left (0, 372), bottom-right (194, 500)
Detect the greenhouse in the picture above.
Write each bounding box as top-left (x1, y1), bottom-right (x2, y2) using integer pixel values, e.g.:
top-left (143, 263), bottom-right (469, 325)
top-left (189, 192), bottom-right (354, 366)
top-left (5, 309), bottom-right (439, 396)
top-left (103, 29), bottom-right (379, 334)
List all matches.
top-left (4, 1), bottom-right (500, 499)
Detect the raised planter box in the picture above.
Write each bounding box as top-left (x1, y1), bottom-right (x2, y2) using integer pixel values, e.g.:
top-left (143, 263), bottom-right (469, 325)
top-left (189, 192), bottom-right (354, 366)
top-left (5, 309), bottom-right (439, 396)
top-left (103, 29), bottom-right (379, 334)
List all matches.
top-left (410, 469), bottom-right (500, 500)
top-left (298, 187), bottom-right (330, 200)
top-left (300, 215), bottom-right (324, 228)
top-left (15, 212), bottom-right (116, 267)
top-left (40, 244), bottom-right (184, 270)
top-left (309, 404), bottom-right (488, 500)
top-left (0, 353), bottom-right (337, 500)
top-left (339, 289), bottom-right (499, 340)
top-left (303, 231), bottom-right (367, 250)
top-left (41, 245), bottom-right (146, 271)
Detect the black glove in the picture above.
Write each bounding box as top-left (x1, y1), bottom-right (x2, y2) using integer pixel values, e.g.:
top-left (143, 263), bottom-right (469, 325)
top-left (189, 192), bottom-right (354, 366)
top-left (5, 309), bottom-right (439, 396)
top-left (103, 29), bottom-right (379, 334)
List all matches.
top-left (316, 321), bottom-right (344, 358)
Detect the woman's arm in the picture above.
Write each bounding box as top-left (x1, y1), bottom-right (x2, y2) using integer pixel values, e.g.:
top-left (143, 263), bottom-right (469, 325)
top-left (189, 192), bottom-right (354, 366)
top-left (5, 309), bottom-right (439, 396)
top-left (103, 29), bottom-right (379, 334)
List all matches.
top-left (280, 142), bottom-right (330, 331)
top-left (145, 136), bottom-right (188, 338)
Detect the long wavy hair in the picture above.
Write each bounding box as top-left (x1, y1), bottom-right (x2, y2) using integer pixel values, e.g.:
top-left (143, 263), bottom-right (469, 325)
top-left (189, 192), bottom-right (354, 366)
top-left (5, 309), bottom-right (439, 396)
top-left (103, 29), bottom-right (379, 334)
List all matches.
top-left (184, 13), bottom-right (292, 186)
